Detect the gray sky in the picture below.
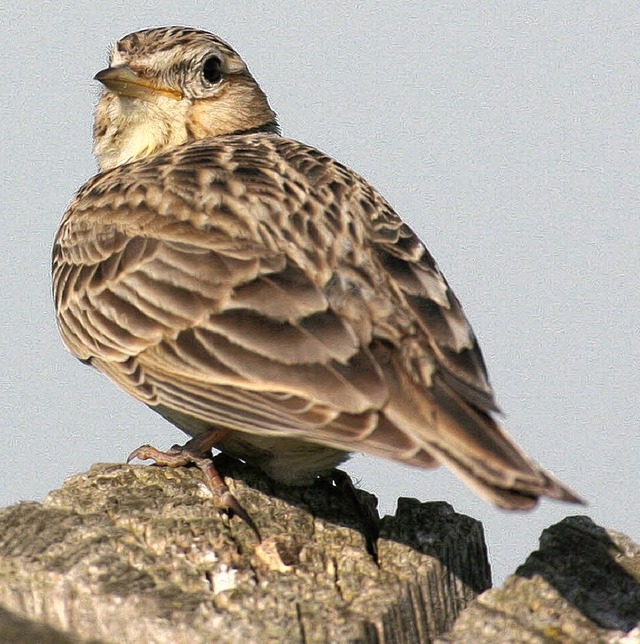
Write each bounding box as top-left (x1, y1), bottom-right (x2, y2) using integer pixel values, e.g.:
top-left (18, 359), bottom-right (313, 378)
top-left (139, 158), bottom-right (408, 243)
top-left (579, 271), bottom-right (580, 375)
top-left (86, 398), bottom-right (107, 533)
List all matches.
top-left (1, 2), bottom-right (638, 585)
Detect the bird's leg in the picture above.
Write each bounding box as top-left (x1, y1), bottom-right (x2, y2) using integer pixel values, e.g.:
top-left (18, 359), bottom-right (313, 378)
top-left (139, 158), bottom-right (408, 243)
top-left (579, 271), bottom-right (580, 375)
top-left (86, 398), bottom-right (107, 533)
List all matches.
top-left (127, 428), bottom-right (226, 467)
top-left (127, 430), bottom-right (260, 538)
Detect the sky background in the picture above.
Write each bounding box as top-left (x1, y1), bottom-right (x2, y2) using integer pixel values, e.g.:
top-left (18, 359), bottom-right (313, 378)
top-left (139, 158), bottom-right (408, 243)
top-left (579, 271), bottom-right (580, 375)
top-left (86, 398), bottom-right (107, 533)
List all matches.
top-left (1, 3), bottom-right (638, 585)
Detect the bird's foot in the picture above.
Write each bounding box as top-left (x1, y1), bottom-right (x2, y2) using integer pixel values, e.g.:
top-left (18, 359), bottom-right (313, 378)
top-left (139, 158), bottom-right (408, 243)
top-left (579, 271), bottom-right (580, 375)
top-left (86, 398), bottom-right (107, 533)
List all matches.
top-left (127, 434), bottom-right (260, 539)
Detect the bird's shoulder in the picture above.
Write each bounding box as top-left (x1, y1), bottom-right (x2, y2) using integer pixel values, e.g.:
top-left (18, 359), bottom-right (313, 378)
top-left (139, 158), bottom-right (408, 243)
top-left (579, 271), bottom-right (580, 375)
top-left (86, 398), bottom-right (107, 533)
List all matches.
top-left (60, 133), bottom-right (399, 241)
top-left (55, 132), bottom-right (413, 295)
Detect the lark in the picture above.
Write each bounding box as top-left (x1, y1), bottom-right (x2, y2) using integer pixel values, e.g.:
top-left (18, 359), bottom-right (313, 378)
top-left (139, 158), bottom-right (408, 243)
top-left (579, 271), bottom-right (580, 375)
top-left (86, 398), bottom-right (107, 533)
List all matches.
top-left (53, 27), bottom-right (581, 524)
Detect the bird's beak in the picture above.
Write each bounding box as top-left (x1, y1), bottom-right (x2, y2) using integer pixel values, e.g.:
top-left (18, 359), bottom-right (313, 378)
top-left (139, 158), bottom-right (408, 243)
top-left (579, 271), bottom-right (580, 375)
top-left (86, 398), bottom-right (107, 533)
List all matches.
top-left (94, 65), bottom-right (182, 100)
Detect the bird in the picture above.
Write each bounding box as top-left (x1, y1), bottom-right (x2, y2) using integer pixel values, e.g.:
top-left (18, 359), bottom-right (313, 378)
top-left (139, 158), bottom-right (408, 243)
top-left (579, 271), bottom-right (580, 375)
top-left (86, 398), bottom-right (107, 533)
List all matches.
top-left (52, 26), bottom-right (582, 523)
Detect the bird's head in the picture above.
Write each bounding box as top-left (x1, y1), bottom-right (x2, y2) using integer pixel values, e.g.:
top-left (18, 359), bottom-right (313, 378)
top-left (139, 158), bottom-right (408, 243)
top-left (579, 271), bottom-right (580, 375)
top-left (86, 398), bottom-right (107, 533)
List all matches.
top-left (93, 27), bottom-right (279, 171)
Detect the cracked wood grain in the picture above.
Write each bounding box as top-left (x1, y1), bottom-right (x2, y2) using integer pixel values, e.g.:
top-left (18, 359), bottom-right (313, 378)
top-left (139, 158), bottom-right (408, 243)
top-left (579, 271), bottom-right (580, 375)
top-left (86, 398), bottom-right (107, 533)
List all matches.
top-left (0, 460), bottom-right (489, 643)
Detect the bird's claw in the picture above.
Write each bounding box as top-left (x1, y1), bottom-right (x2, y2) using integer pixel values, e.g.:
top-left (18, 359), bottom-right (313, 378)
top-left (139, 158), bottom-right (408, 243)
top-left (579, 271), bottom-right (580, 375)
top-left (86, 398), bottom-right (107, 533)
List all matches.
top-left (126, 435), bottom-right (260, 539)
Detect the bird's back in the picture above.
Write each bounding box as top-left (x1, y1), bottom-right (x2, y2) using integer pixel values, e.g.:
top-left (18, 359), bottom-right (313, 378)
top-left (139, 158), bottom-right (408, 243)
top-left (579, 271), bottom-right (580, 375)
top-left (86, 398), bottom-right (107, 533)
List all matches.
top-left (53, 132), bottom-right (581, 508)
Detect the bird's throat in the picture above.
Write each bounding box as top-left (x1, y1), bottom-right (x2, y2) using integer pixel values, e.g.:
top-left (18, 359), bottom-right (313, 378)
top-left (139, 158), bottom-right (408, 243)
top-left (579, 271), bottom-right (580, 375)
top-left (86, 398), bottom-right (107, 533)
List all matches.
top-left (94, 94), bottom-right (190, 170)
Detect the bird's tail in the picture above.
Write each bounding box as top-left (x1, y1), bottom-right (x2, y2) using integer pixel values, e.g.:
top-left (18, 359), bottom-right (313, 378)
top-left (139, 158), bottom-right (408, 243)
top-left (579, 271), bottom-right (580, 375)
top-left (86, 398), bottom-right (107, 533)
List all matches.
top-left (374, 347), bottom-right (584, 510)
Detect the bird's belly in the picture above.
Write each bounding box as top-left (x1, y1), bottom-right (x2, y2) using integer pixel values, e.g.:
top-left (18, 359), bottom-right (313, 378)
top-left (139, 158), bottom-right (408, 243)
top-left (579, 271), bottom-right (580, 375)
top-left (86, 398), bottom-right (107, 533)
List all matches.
top-left (151, 403), bottom-right (349, 485)
top-left (218, 432), bottom-right (350, 485)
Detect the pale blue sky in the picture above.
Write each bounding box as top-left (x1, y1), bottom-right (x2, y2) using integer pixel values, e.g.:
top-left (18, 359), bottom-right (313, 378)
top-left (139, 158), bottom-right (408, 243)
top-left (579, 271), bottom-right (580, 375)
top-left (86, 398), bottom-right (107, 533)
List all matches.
top-left (1, 2), bottom-right (638, 585)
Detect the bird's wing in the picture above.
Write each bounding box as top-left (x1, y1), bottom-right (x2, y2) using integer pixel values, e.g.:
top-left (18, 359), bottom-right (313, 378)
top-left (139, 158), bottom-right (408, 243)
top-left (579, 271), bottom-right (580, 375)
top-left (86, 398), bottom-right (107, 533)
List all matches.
top-left (53, 135), bottom-right (579, 507)
top-left (53, 137), bottom-right (401, 450)
top-left (370, 212), bottom-right (498, 412)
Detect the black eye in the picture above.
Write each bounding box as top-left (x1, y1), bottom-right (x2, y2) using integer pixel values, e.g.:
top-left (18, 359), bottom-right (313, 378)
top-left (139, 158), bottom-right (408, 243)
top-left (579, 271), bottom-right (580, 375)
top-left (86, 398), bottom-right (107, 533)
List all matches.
top-left (202, 56), bottom-right (223, 84)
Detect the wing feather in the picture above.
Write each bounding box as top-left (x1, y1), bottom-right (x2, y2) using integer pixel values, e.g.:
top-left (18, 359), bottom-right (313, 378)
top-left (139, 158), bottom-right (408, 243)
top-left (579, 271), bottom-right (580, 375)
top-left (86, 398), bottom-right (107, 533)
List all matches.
top-left (53, 133), bottom-right (580, 507)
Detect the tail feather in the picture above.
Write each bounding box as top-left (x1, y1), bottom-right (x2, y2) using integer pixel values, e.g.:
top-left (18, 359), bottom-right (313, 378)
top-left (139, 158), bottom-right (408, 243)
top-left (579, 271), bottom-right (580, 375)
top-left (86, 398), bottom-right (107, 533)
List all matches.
top-left (375, 348), bottom-right (583, 509)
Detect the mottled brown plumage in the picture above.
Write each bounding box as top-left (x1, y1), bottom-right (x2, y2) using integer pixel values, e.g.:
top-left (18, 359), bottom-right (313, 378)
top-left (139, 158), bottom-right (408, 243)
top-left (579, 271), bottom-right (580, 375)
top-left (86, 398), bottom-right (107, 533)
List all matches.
top-left (53, 27), bottom-right (581, 511)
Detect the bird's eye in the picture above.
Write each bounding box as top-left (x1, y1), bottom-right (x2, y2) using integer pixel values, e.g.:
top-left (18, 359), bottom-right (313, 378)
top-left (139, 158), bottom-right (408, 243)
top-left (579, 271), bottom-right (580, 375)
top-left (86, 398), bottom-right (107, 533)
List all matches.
top-left (202, 56), bottom-right (223, 84)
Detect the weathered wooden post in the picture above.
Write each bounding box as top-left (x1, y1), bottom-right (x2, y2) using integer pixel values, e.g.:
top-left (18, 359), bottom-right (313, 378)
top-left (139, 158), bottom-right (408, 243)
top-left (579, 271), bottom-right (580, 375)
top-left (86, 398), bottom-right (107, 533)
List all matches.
top-left (0, 461), bottom-right (490, 642)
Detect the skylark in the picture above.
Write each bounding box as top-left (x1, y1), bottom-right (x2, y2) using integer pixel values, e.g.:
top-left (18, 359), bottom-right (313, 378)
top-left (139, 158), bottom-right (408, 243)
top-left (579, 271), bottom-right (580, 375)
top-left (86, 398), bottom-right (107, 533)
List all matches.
top-left (53, 27), bottom-right (581, 520)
